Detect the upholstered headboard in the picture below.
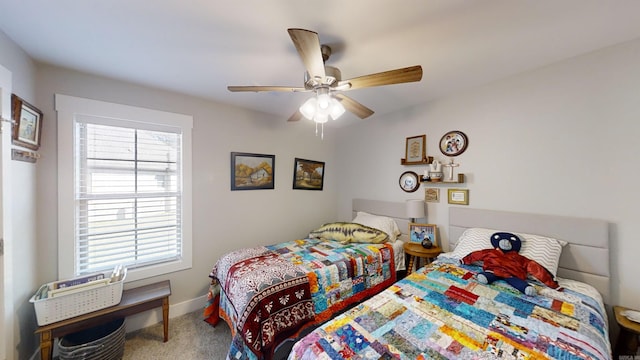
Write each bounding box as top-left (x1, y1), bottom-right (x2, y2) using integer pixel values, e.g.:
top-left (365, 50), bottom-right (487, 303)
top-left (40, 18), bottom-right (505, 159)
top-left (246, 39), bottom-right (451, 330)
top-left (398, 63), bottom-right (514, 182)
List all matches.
top-left (449, 207), bottom-right (611, 304)
top-left (352, 198), bottom-right (417, 242)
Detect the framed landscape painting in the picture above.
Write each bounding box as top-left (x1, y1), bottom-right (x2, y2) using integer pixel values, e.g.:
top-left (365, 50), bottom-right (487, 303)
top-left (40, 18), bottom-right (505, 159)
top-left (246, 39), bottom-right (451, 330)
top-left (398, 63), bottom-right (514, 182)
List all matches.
top-left (293, 158), bottom-right (324, 190)
top-left (230, 152), bottom-right (275, 190)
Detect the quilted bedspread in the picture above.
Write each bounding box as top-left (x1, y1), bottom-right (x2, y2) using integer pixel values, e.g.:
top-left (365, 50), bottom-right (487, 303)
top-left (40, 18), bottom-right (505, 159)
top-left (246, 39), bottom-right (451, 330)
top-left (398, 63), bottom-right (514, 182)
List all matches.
top-left (207, 238), bottom-right (396, 360)
top-left (289, 258), bottom-right (610, 360)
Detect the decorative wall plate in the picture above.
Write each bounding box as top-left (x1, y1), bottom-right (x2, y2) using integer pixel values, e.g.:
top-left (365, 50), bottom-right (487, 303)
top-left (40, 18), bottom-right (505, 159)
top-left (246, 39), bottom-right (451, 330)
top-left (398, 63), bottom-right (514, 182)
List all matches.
top-left (439, 130), bottom-right (468, 157)
top-left (399, 171), bottom-right (420, 193)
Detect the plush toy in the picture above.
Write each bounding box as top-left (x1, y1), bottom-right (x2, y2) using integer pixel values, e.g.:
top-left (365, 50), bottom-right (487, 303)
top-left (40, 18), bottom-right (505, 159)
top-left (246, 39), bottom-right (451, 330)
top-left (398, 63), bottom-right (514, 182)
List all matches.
top-left (460, 232), bottom-right (561, 296)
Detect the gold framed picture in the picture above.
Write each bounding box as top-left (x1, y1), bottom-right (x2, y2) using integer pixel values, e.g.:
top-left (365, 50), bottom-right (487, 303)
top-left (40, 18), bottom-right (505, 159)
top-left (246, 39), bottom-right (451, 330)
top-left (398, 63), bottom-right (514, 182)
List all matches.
top-left (447, 188), bottom-right (469, 205)
top-left (424, 187), bottom-right (439, 203)
top-left (409, 223), bottom-right (438, 248)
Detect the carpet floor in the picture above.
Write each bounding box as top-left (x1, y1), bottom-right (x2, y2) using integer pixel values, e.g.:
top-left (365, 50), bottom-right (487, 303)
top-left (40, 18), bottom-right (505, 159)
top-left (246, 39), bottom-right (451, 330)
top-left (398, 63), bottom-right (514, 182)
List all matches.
top-left (122, 311), bottom-right (231, 359)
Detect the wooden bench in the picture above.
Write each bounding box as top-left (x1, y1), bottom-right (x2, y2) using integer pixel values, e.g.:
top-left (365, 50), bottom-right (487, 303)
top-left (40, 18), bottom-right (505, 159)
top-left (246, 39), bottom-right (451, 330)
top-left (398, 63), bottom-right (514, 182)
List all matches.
top-left (35, 280), bottom-right (171, 360)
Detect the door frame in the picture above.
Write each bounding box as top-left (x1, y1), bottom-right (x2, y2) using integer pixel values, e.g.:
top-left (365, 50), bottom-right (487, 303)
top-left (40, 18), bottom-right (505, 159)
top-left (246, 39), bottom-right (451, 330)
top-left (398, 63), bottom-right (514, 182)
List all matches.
top-left (0, 64), bottom-right (14, 360)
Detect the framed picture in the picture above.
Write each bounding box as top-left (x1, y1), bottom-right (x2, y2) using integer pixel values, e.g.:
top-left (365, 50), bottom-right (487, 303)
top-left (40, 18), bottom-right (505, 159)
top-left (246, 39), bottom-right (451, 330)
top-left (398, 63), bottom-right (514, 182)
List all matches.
top-left (448, 188), bottom-right (469, 205)
top-left (424, 187), bottom-right (439, 202)
top-left (293, 158), bottom-right (325, 190)
top-left (11, 94), bottom-right (43, 150)
top-left (439, 130), bottom-right (468, 157)
top-left (409, 223), bottom-right (438, 248)
top-left (404, 135), bottom-right (426, 164)
top-left (230, 152), bottom-right (275, 190)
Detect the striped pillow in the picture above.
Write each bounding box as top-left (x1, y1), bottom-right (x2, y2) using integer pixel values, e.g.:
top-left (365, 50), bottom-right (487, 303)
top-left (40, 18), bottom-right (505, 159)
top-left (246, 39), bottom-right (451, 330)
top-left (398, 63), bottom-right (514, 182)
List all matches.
top-left (352, 212), bottom-right (401, 242)
top-left (447, 227), bottom-right (567, 277)
top-left (308, 222), bottom-right (389, 244)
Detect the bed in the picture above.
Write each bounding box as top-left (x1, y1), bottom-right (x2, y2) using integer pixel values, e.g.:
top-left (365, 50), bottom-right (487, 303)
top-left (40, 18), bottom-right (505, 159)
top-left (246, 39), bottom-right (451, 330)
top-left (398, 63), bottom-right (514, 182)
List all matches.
top-left (204, 199), bottom-right (415, 360)
top-left (289, 207), bottom-right (612, 359)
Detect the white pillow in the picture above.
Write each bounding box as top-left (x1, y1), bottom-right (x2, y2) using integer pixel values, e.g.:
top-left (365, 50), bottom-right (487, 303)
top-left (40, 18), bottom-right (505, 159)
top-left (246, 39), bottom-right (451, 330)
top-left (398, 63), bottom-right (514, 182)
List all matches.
top-left (447, 227), bottom-right (567, 277)
top-left (352, 211), bottom-right (401, 242)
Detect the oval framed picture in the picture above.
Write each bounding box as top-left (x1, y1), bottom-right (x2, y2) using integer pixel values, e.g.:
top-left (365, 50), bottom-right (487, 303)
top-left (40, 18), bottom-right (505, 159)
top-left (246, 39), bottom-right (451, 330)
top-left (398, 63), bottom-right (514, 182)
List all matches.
top-left (399, 171), bottom-right (420, 193)
top-left (439, 130), bottom-right (468, 157)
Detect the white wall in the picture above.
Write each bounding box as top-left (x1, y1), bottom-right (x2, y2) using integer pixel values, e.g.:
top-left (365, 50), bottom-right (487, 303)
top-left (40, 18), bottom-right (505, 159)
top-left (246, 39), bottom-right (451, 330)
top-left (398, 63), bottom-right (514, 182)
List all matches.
top-left (34, 64), bottom-right (340, 303)
top-left (0, 31), bottom-right (40, 360)
top-left (336, 37), bottom-right (640, 308)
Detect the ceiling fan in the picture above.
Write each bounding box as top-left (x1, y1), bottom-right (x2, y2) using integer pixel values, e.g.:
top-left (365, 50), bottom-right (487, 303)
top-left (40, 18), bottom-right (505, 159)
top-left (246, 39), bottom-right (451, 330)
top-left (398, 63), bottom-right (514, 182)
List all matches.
top-left (228, 28), bottom-right (423, 125)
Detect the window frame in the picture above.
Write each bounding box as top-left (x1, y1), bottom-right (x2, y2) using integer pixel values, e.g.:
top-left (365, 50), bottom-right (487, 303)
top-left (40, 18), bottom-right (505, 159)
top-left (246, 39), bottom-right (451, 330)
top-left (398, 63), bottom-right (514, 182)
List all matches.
top-left (56, 94), bottom-right (193, 282)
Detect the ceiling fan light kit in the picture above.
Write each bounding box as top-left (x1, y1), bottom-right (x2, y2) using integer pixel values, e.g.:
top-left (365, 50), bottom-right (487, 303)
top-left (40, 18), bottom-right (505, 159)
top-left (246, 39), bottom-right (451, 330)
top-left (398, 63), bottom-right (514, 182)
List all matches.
top-left (299, 87), bottom-right (346, 123)
top-left (299, 87), bottom-right (346, 139)
top-left (227, 28), bottom-right (423, 137)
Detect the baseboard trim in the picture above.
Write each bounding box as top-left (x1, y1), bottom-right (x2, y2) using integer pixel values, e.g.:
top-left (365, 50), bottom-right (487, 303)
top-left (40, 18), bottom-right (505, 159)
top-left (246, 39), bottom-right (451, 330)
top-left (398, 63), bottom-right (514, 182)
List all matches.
top-left (124, 294), bottom-right (208, 333)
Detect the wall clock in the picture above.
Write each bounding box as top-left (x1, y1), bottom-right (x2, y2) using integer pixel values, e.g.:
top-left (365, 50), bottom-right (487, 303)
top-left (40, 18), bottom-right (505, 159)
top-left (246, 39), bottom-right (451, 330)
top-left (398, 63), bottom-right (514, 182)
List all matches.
top-left (439, 130), bottom-right (468, 157)
top-left (399, 171), bottom-right (420, 193)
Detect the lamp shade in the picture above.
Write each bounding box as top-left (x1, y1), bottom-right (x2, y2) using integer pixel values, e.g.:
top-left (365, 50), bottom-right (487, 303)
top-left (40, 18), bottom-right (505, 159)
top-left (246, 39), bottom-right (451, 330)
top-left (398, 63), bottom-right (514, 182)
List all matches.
top-left (406, 199), bottom-right (425, 220)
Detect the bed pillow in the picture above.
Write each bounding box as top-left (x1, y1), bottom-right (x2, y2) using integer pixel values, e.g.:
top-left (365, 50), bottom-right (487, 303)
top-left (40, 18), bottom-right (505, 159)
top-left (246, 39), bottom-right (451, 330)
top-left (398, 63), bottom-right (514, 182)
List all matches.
top-left (352, 211), bottom-right (402, 242)
top-left (309, 222), bottom-right (389, 244)
top-left (447, 227), bottom-right (567, 276)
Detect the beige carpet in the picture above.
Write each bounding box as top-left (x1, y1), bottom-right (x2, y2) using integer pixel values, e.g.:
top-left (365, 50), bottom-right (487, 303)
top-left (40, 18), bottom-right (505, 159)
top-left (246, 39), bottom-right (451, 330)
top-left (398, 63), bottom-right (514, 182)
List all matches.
top-left (122, 310), bottom-right (231, 359)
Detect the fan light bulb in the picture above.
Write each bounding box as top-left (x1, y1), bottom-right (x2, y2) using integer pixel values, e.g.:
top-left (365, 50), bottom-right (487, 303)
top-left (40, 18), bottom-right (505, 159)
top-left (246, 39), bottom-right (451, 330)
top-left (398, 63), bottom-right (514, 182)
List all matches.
top-left (299, 97), bottom-right (317, 120)
top-left (317, 93), bottom-right (330, 110)
top-left (329, 98), bottom-right (345, 120)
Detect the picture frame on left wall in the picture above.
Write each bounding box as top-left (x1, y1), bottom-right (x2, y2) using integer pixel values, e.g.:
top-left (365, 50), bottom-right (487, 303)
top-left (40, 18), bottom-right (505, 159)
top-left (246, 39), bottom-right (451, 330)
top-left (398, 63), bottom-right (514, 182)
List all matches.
top-left (230, 152), bottom-right (275, 190)
top-left (11, 93), bottom-right (43, 150)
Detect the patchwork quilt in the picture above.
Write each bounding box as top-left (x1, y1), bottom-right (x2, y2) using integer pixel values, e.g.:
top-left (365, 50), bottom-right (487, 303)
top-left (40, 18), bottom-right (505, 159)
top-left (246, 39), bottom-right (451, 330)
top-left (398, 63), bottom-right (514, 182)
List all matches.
top-left (206, 238), bottom-right (396, 360)
top-left (289, 258), bottom-right (611, 360)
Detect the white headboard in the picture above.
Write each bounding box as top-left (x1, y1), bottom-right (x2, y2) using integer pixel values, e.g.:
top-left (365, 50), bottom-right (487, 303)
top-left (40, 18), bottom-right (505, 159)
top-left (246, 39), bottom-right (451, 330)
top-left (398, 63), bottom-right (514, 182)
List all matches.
top-left (449, 207), bottom-right (611, 304)
top-left (352, 198), bottom-right (416, 242)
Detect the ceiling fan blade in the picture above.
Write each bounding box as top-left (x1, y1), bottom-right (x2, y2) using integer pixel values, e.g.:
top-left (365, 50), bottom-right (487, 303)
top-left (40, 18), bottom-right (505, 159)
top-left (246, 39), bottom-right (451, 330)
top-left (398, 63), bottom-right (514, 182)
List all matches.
top-left (334, 93), bottom-right (374, 119)
top-left (227, 85), bottom-right (307, 92)
top-left (287, 28), bottom-right (326, 82)
top-left (339, 65), bottom-right (423, 90)
top-left (287, 110), bottom-right (303, 122)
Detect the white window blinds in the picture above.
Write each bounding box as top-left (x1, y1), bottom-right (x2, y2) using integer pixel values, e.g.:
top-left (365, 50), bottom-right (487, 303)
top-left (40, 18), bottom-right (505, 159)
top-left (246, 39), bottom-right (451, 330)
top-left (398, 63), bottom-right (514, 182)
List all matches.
top-left (75, 118), bottom-right (183, 275)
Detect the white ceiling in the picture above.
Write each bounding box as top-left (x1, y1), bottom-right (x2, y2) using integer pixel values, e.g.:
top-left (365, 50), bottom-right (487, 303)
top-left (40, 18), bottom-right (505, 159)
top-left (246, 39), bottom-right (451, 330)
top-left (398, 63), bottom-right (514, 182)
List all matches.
top-left (2, 0), bottom-right (640, 126)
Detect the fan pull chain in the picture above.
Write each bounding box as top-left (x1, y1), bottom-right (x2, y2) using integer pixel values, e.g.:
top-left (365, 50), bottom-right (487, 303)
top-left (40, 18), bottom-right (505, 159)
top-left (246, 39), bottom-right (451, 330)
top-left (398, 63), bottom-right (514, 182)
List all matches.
top-left (314, 122), bottom-right (324, 139)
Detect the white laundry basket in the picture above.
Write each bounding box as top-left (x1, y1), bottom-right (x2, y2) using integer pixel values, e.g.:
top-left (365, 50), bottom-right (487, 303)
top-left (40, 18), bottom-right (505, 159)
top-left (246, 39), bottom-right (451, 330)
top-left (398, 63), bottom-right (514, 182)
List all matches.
top-left (30, 269), bottom-right (126, 326)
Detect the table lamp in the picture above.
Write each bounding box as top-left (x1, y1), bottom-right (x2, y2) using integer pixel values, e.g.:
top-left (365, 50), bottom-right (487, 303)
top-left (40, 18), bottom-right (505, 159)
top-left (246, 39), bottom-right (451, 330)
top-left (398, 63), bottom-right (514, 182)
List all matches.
top-left (406, 199), bottom-right (425, 223)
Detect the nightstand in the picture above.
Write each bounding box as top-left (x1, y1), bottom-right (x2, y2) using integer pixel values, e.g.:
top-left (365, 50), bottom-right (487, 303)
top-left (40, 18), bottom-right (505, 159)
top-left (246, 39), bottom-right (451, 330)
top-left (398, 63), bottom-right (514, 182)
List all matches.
top-left (614, 306), bottom-right (640, 357)
top-left (403, 242), bottom-right (442, 274)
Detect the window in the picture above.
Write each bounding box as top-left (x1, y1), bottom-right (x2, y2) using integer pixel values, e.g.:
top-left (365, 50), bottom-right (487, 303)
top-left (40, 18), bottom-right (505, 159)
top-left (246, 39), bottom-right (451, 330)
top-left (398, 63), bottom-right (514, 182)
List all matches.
top-left (56, 95), bottom-right (193, 282)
